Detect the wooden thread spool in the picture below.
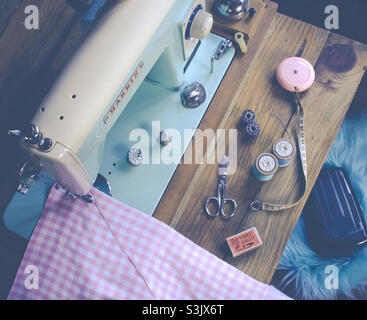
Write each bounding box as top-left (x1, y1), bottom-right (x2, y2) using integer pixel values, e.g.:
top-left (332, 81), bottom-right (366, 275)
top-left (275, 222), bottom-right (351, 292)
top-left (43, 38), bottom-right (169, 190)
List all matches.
top-left (272, 138), bottom-right (295, 167)
top-left (252, 153), bottom-right (279, 182)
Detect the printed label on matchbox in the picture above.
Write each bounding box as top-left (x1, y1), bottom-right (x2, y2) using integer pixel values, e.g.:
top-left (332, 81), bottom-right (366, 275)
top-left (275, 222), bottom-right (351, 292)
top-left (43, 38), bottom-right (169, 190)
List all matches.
top-left (226, 227), bottom-right (263, 257)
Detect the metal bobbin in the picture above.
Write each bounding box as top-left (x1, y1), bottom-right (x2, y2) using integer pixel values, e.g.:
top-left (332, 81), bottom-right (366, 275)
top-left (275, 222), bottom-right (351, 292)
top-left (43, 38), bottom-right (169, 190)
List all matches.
top-left (246, 122), bottom-right (261, 138)
top-left (240, 109), bottom-right (256, 125)
top-left (240, 109), bottom-right (261, 138)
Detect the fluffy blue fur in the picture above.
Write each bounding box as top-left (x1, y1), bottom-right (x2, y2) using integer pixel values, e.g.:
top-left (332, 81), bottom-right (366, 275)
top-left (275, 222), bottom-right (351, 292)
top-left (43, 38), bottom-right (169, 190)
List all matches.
top-left (277, 112), bottom-right (367, 300)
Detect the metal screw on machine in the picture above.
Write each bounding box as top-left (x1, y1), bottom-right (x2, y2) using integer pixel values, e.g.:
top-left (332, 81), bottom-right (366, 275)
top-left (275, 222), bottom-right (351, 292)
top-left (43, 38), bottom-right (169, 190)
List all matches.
top-left (160, 130), bottom-right (172, 147)
top-left (8, 124), bottom-right (42, 144)
top-left (249, 7), bottom-right (256, 17)
top-left (214, 39), bottom-right (233, 60)
top-left (127, 148), bottom-right (143, 167)
top-left (181, 82), bottom-right (206, 108)
top-left (56, 184), bottom-right (94, 203)
top-left (16, 160), bottom-right (41, 195)
top-left (9, 124), bottom-right (53, 150)
top-left (23, 124), bottom-right (43, 145)
top-left (38, 137), bottom-right (53, 151)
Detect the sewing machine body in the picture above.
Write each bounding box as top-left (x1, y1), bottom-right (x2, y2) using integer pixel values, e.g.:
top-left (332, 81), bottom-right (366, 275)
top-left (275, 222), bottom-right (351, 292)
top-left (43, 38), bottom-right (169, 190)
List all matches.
top-left (22, 0), bottom-right (200, 196)
top-left (4, 0), bottom-right (235, 239)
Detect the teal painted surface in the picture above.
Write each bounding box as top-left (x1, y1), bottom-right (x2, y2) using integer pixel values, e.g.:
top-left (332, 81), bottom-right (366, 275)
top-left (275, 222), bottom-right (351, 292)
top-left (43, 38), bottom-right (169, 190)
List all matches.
top-left (99, 33), bottom-right (234, 216)
top-left (3, 174), bottom-right (54, 240)
top-left (3, 33), bottom-right (234, 239)
top-left (77, 0), bottom-right (208, 181)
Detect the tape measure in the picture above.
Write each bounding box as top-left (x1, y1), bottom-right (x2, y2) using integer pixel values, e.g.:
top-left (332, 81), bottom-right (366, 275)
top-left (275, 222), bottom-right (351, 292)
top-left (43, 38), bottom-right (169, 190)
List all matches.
top-left (250, 57), bottom-right (315, 212)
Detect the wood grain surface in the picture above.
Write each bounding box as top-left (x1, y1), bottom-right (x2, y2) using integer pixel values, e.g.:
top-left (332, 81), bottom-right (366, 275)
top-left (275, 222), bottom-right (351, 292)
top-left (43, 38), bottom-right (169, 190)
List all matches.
top-left (153, 13), bottom-right (367, 283)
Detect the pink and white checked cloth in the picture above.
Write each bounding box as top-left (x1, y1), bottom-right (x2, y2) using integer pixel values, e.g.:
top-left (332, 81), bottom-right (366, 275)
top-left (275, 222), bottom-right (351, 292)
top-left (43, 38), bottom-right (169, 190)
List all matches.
top-left (8, 186), bottom-right (290, 300)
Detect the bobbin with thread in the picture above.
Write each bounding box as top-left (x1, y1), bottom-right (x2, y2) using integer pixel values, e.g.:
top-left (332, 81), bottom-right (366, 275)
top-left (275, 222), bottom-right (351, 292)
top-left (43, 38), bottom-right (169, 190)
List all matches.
top-left (240, 109), bottom-right (261, 138)
top-left (272, 138), bottom-right (295, 167)
top-left (252, 153), bottom-right (279, 182)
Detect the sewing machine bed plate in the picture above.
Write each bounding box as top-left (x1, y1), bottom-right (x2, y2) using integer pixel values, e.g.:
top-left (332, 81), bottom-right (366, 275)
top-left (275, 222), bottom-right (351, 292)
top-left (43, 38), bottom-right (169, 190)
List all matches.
top-left (99, 33), bottom-right (235, 215)
top-left (3, 33), bottom-right (235, 239)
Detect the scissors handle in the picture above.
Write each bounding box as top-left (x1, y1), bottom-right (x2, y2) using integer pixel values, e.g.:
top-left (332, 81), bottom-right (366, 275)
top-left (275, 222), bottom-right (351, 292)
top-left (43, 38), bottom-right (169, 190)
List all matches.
top-left (220, 198), bottom-right (237, 218)
top-left (205, 197), bottom-right (221, 217)
top-left (205, 197), bottom-right (237, 218)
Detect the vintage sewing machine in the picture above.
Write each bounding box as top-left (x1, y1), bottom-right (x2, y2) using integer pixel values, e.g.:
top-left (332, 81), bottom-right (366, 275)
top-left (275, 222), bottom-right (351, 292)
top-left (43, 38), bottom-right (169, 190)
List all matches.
top-left (4, 0), bottom-right (235, 239)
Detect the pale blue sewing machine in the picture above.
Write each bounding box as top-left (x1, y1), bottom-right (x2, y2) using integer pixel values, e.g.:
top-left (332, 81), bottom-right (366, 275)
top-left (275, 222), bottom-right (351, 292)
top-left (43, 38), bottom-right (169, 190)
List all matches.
top-left (4, 0), bottom-right (234, 239)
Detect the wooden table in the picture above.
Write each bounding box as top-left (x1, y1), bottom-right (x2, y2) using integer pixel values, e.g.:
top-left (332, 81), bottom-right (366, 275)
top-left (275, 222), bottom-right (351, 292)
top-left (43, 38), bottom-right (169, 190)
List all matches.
top-left (1, 0), bottom-right (367, 288)
top-left (154, 3), bottom-right (367, 284)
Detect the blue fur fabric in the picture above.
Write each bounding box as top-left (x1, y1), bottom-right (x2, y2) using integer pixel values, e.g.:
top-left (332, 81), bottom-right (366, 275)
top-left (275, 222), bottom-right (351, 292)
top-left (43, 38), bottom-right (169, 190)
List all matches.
top-left (277, 110), bottom-right (367, 300)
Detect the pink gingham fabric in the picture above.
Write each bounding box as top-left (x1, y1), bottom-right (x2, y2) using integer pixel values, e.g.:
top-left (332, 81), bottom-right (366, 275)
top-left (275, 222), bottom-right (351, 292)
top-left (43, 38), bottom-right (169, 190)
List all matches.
top-left (8, 186), bottom-right (290, 300)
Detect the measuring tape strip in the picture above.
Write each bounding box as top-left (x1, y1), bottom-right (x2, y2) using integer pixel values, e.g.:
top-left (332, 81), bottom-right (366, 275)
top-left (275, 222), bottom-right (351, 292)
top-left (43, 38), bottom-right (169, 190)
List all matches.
top-left (250, 93), bottom-right (308, 212)
top-left (249, 56), bottom-right (315, 212)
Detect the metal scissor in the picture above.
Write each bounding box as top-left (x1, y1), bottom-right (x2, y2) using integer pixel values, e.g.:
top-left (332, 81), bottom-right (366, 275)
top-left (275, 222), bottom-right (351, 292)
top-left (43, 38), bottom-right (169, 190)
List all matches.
top-left (205, 156), bottom-right (237, 218)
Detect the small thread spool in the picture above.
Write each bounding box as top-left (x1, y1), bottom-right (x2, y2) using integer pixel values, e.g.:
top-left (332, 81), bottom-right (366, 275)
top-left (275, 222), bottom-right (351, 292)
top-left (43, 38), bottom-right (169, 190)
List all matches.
top-left (246, 122), bottom-right (261, 138)
top-left (252, 153), bottom-right (279, 182)
top-left (273, 138), bottom-right (295, 167)
top-left (240, 109), bottom-right (256, 125)
top-left (240, 109), bottom-right (261, 138)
